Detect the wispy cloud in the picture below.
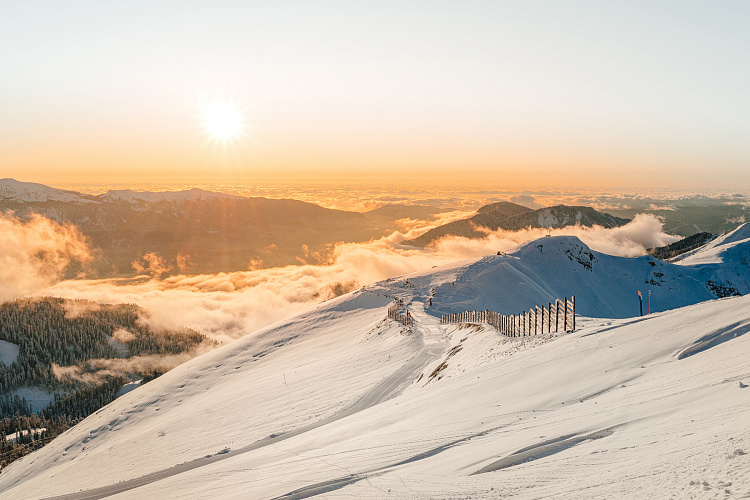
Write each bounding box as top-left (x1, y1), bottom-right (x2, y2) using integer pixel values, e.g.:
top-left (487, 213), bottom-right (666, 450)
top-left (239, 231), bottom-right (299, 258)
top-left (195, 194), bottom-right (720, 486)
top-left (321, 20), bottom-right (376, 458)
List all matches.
top-left (0, 212), bottom-right (92, 300)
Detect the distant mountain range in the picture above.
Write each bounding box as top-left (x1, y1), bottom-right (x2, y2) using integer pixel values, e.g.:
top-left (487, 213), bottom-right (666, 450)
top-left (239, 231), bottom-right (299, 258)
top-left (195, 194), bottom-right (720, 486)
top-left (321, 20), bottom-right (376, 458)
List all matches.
top-left (1, 179), bottom-right (387, 276)
top-left (403, 202), bottom-right (629, 247)
top-left (6, 179), bottom-right (745, 278)
top-left (1, 179), bottom-right (458, 277)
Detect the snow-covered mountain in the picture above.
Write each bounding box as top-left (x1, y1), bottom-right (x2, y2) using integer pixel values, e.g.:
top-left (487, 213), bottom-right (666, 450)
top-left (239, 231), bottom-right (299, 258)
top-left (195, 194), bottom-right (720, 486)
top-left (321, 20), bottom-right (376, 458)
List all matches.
top-left (404, 203), bottom-right (630, 247)
top-left (99, 188), bottom-right (242, 204)
top-left (0, 178), bottom-right (96, 204)
top-left (430, 226), bottom-right (750, 319)
top-left (1, 229), bottom-right (749, 499)
top-left (0, 179), bottom-right (244, 206)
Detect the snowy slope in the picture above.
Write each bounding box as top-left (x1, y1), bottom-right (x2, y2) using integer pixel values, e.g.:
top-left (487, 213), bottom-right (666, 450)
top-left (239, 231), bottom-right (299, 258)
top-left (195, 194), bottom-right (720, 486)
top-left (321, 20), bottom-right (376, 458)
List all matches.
top-left (677, 223), bottom-right (750, 266)
top-left (1, 241), bottom-right (749, 499)
top-left (0, 179), bottom-right (95, 204)
top-left (0, 339), bottom-right (19, 365)
top-left (429, 227), bottom-right (750, 318)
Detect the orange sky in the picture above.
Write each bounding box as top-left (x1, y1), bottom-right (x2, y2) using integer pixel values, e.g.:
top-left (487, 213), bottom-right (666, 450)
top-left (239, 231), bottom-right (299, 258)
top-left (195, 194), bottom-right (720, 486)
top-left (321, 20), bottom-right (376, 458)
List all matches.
top-left (3, 2), bottom-right (749, 190)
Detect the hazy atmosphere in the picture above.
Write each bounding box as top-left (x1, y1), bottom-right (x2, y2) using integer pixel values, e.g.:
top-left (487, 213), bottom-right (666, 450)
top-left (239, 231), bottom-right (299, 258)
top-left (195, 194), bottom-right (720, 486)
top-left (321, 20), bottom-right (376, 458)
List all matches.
top-left (1, 2), bottom-right (749, 499)
top-left (4, 1), bottom-right (750, 187)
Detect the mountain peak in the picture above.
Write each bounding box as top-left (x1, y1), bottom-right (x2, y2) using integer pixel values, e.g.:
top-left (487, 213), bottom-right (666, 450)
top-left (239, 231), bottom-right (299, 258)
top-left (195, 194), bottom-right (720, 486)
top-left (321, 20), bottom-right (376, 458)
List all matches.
top-left (476, 201), bottom-right (532, 215)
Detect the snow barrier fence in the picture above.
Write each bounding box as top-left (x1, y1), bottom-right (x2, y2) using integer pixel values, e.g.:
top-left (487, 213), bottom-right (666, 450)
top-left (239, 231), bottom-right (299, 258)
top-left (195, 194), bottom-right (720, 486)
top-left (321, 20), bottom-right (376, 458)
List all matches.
top-left (387, 299), bottom-right (413, 327)
top-left (440, 296), bottom-right (576, 336)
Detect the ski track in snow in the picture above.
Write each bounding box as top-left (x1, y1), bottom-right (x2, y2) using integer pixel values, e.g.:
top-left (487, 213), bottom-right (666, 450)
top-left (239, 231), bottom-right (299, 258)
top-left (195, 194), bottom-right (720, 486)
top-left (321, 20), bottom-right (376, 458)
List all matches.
top-left (42, 301), bottom-right (449, 500)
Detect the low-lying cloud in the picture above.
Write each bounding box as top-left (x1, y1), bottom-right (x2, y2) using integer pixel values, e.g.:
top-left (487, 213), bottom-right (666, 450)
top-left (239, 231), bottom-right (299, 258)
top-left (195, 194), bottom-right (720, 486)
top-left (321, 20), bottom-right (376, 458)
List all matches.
top-left (392, 209), bottom-right (476, 240)
top-left (0, 212), bottom-right (92, 300)
top-left (432, 213), bottom-right (680, 259)
top-left (28, 213), bottom-right (678, 346)
top-left (50, 343), bottom-right (216, 384)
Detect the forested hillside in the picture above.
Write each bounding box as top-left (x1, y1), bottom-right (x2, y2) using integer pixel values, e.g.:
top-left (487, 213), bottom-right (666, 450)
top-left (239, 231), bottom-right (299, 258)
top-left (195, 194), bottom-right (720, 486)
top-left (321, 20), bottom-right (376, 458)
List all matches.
top-left (647, 232), bottom-right (715, 260)
top-left (0, 297), bottom-right (212, 468)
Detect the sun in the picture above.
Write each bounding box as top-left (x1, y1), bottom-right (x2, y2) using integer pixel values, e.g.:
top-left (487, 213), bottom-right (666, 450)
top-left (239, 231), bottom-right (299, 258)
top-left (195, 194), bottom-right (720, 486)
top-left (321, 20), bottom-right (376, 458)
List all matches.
top-left (202, 103), bottom-right (244, 140)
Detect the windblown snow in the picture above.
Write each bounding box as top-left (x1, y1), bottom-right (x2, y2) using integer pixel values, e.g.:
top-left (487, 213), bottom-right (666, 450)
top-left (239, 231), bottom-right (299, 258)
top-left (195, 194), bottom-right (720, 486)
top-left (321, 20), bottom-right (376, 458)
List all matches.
top-left (1, 227), bottom-right (749, 499)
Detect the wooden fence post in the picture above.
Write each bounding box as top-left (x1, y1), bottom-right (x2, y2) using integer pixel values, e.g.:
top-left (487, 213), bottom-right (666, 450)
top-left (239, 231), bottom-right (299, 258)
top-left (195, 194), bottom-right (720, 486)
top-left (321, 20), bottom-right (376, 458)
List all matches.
top-left (572, 295), bottom-right (576, 331)
top-left (548, 302), bottom-right (552, 333)
top-left (563, 297), bottom-right (568, 332)
top-left (540, 305), bottom-right (544, 334)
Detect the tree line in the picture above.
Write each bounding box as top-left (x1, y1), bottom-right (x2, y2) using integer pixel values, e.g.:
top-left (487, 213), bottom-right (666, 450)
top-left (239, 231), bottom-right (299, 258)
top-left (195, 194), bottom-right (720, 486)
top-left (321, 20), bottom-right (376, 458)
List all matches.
top-left (0, 297), bottom-right (215, 469)
top-left (0, 297), bottom-right (209, 395)
top-left (647, 232), bottom-right (714, 261)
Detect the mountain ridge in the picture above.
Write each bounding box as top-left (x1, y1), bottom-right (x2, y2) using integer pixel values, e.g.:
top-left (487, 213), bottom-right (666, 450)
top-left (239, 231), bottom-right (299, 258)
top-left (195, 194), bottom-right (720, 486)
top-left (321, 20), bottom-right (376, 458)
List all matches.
top-left (404, 202), bottom-right (630, 247)
top-left (0, 179), bottom-right (382, 275)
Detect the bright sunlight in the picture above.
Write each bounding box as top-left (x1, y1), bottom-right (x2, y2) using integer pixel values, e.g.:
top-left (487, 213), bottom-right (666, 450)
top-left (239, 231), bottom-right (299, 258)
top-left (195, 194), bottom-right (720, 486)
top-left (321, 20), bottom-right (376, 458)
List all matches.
top-left (202, 103), bottom-right (243, 140)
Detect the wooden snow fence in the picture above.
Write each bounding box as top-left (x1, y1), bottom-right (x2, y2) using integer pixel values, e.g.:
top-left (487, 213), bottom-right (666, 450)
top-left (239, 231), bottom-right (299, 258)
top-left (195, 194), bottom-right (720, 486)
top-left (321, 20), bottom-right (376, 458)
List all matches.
top-left (387, 299), bottom-right (413, 327)
top-left (440, 296), bottom-right (576, 337)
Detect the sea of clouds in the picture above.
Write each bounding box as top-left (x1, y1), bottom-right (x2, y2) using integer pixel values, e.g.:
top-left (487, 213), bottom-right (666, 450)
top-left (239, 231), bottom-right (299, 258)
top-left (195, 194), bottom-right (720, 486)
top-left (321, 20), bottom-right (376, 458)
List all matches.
top-left (1, 210), bottom-right (678, 345)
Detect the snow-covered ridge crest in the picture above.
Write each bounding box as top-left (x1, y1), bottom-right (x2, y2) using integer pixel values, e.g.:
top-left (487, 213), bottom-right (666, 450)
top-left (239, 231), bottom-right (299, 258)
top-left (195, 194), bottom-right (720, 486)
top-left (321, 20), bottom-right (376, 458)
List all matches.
top-left (0, 179), bottom-right (244, 205)
top-left (676, 222), bottom-right (750, 266)
top-left (0, 178), bottom-right (96, 203)
top-left (428, 227), bottom-right (750, 319)
top-left (100, 188), bottom-right (242, 204)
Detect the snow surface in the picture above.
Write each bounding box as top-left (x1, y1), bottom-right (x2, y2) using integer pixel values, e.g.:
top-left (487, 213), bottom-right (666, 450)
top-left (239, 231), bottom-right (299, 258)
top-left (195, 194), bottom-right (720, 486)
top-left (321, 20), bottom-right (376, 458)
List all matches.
top-left (430, 228), bottom-right (750, 318)
top-left (117, 381), bottom-right (142, 397)
top-left (0, 179), bottom-right (95, 204)
top-left (677, 223), bottom-right (750, 266)
top-left (5, 428), bottom-right (46, 443)
top-left (1, 230), bottom-right (750, 499)
top-left (12, 387), bottom-right (55, 413)
top-left (0, 179), bottom-right (242, 206)
top-left (0, 339), bottom-right (19, 365)
top-left (100, 188), bottom-right (241, 204)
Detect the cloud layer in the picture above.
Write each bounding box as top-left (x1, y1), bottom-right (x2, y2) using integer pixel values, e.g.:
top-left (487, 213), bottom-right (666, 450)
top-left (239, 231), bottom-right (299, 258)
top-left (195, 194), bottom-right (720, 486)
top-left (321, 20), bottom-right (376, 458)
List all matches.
top-left (27, 214), bottom-right (677, 345)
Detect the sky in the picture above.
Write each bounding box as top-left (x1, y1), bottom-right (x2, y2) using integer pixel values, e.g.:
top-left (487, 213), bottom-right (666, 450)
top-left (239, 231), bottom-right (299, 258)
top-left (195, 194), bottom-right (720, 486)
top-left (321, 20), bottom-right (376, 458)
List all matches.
top-left (2, 1), bottom-right (750, 188)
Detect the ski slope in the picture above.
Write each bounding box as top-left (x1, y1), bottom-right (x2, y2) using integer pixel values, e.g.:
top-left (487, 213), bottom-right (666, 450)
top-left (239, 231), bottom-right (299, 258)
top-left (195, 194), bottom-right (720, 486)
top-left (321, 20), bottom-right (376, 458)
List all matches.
top-left (430, 227), bottom-right (750, 318)
top-left (1, 229), bottom-right (749, 499)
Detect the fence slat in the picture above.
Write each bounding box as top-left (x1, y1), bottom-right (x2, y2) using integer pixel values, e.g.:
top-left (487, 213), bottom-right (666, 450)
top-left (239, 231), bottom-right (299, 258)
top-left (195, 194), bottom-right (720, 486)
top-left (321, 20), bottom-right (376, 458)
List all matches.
top-left (438, 295), bottom-right (577, 337)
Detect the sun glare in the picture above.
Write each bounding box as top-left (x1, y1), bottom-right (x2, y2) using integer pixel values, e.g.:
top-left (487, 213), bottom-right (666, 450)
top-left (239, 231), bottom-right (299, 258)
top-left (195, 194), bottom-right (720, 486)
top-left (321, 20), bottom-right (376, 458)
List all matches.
top-left (202, 103), bottom-right (243, 141)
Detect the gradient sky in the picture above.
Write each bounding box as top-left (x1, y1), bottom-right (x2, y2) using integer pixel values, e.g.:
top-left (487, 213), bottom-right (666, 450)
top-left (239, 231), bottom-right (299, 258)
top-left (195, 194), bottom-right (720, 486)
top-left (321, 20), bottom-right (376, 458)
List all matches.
top-left (2, 1), bottom-right (749, 188)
